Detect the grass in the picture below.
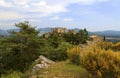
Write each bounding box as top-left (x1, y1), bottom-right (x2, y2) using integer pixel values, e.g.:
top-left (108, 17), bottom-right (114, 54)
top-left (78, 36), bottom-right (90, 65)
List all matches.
top-left (34, 61), bottom-right (89, 78)
top-left (1, 71), bottom-right (22, 78)
top-left (1, 61), bottom-right (89, 78)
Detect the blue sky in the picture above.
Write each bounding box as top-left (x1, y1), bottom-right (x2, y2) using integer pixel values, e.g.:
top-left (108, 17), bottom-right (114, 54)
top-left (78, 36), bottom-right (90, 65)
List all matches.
top-left (0, 0), bottom-right (120, 31)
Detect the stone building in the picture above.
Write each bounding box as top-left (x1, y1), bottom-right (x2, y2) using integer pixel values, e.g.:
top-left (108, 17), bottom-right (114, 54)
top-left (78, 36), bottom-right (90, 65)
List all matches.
top-left (44, 27), bottom-right (78, 38)
top-left (51, 27), bottom-right (67, 34)
top-left (89, 35), bottom-right (104, 43)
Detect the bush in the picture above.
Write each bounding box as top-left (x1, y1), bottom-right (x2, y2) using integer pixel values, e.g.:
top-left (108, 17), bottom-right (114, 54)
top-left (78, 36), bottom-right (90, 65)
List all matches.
top-left (67, 46), bottom-right (82, 65)
top-left (111, 42), bottom-right (120, 51)
top-left (81, 45), bottom-right (120, 78)
top-left (47, 49), bottom-right (67, 61)
top-left (97, 42), bottom-right (120, 51)
top-left (96, 42), bottom-right (112, 50)
top-left (47, 42), bottom-right (72, 61)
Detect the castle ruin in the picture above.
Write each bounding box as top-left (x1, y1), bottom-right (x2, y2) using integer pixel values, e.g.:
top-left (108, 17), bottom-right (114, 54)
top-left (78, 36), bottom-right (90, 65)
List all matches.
top-left (51, 28), bottom-right (67, 34)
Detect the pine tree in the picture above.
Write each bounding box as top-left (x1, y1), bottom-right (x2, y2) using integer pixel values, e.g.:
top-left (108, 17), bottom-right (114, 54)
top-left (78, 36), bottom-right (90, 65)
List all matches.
top-left (75, 28), bottom-right (88, 44)
top-left (1, 21), bottom-right (40, 72)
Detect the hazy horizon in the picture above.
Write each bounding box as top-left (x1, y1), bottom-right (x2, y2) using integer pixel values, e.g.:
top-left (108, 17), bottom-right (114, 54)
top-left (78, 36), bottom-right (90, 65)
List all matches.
top-left (1, 27), bottom-right (120, 32)
top-left (0, 0), bottom-right (120, 31)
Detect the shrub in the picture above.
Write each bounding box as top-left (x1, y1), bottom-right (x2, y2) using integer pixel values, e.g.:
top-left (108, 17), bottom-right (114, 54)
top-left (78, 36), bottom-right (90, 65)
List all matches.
top-left (111, 42), bottom-right (120, 51)
top-left (96, 41), bottom-right (112, 50)
top-left (97, 42), bottom-right (120, 51)
top-left (81, 45), bottom-right (120, 78)
top-left (67, 46), bottom-right (82, 65)
top-left (47, 42), bottom-right (72, 61)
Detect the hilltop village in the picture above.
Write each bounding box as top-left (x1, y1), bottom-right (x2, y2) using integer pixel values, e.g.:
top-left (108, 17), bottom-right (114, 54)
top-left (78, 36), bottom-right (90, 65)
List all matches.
top-left (44, 27), bottom-right (76, 38)
top-left (43, 27), bottom-right (104, 43)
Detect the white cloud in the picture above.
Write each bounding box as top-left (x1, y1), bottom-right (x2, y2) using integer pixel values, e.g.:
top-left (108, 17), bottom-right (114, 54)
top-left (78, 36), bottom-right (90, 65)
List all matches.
top-left (0, 0), bottom-right (109, 20)
top-left (27, 19), bottom-right (42, 23)
top-left (0, 11), bottom-right (22, 20)
top-left (50, 16), bottom-right (60, 20)
top-left (0, 0), bottom-right (13, 7)
top-left (28, 1), bottom-right (67, 14)
top-left (63, 18), bottom-right (73, 21)
top-left (44, 0), bottom-right (109, 5)
top-left (12, 0), bottom-right (28, 6)
top-left (31, 1), bottom-right (47, 6)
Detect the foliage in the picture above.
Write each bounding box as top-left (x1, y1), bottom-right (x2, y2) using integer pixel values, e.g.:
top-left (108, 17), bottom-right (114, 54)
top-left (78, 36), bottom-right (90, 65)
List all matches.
top-left (1, 71), bottom-right (22, 78)
top-left (39, 33), bottom-right (73, 61)
top-left (0, 21), bottom-right (40, 73)
top-left (48, 33), bottom-right (65, 48)
top-left (96, 41), bottom-right (113, 50)
top-left (39, 28), bottom-right (88, 61)
top-left (111, 42), bottom-right (120, 51)
top-left (80, 45), bottom-right (120, 78)
top-left (63, 33), bottom-right (76, 44)
top-left (36, 61), bottom-right (88, 78)
top-left (97, 41), bottom-right (120, 51)
top-left (63, 28), bottom-right (88, 45)
top-left (76, 29), bottom-right (88, 44)
top-left (67, 46), bottom-right (82, 65)
top-left (47, 42), bottom-right (72, 61)
top-left (67, 41), bottom-right (120, 78)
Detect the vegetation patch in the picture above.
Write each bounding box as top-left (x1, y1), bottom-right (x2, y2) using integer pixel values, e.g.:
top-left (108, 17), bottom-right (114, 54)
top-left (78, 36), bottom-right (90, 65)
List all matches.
top-left (34, 61), bottom-right (88, 78)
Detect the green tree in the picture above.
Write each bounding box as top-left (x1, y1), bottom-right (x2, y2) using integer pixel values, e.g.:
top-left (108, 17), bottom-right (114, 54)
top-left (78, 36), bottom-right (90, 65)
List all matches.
top-left (64, 29), bottom-right (88, 45)
top-left (48, 33), bottom-right (65, 48)
top-left (76, 28), bottom-right (88, 44)
top-left (1, 21), bottom-right (40, 73)
top-left (41, 33), bottom-right (72, 61)
top-left (47, 42), bottom-right (72, 61)
top-left (63, 33), bottom-right (76, 45)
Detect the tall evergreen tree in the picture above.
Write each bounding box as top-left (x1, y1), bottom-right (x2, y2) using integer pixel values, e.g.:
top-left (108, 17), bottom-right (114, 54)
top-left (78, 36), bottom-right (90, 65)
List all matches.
top-left (76, 28), bottom-right (88, 44)
top-left (1, 21), bottom-right (40, 72)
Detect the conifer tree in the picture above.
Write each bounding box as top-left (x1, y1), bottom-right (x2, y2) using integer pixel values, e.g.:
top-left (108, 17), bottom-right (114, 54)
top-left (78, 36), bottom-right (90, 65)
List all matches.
top-left (1, 21), bottom-right (40, 72)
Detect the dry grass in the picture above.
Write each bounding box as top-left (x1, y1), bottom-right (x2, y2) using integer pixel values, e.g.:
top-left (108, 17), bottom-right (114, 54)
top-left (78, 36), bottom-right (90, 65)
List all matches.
top-left (34, 61), bottom-right (88, 78)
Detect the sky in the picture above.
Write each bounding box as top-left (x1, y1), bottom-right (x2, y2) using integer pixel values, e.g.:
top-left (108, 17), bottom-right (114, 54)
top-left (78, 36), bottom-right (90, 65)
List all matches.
top-left (0, 0), bottom-right (120, 31)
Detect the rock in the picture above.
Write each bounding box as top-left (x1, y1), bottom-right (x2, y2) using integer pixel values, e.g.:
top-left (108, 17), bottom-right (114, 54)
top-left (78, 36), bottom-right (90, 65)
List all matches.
top-left (31, 55), bottom-right (54, 74)
top-left (39, 55), bottom-right (55, 64)
top-left (32, 64), bottom-right (43, 74)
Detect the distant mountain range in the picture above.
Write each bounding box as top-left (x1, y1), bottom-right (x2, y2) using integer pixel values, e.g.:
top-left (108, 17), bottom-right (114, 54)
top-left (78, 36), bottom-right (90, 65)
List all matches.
top-left (89, 30), bottom-right (120, 37)
top-left (0, 28), bottom-right (120, 37)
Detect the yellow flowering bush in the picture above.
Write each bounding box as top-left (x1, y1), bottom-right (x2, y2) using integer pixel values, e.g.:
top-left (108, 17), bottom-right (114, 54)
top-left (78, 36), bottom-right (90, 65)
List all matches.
top-left (81, 45), bottom-right (120, 78)
top-left (67, 46), bottom-right (82, 65)
top-left (112, 42), bottom-right (120, 51)
top-left (97, 41), bottom-right (120, 51)
top-left (67, 41), bottom-right (120, 78)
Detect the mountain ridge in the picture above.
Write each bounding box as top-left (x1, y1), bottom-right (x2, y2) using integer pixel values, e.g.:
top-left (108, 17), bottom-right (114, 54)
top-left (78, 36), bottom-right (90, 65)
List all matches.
top-left (0, 28), bottom-right (120, 37)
